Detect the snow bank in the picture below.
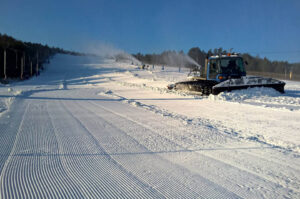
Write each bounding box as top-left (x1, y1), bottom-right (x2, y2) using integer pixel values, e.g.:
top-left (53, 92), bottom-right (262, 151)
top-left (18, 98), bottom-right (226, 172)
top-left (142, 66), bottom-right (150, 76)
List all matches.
top-left (209, 87), bottom-right (281, 101)
top-left (209, 87), bottom-right (300, 111)
top-left (0, 86), bottom-right (23, 117)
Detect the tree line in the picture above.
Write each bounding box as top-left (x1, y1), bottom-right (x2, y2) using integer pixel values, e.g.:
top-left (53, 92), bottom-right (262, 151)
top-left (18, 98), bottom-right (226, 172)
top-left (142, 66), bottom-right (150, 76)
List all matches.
top-left (133, 47), bottom-right (300, 80)
top-left (2, 33), bottom-right (299, 81)
top-left (0, 33), bottom-right (82, 82)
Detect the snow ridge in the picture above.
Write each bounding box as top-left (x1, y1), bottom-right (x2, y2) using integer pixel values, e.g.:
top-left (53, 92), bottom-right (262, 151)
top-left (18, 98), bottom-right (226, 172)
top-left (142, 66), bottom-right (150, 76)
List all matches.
top-left (98, 90), bottom-right (300, 153)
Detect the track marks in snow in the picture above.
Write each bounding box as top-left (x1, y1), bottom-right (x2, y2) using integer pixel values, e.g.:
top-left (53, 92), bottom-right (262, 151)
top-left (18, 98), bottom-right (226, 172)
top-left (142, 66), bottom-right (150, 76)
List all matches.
top-left (0, 99), bottom-right (28, 174)
top-left (65, 99), bottom-right (242, 199)
top-left (65, 101), bottom-right (201, 198)
top-left (48, 99), bottom-right (164, 199)
top-left (84, 97), bottom-right (299, 198)
top-left (68, 99), bottom-right (245, 198)
top-left (0, 102), bottom-right (30, 199)
top-left (0, 102), bottom-right (83, 199)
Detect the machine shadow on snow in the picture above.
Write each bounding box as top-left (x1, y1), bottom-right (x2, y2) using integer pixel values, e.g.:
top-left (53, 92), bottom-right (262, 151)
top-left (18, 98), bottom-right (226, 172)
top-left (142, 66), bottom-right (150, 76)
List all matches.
top-left (284, 89), bottom-right (300, 98)
top-left (17, 55), bottom-right (127, 87)
top-left (9, 146), bottom-right (274, 157)
top-left (0, 85), bottom-right (205, 102)
top-left (64, 77), bottom-right (107, 86)
top-left (0, 93), bottom-right (203, 102)
top-left (0, 93), bottom-right (122, 102)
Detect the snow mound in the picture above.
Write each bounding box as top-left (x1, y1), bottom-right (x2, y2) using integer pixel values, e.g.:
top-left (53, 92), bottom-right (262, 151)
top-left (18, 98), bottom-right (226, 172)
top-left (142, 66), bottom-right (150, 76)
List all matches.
top-left (13, 90), bottom-right (23, 95)
top-left (58, 81), bottom-right (67, 90)
top-left (97, 90), bottom-right (119, 99)
top-left (0, 100), bottom-right (9, 115)
top-left (209, 87), bottom-right (300, 111)
top-left (104, 90), bottom-right (113, 95)
top-left (0, 88), bottom-right (22, 117)
top-left (209, 87), bottom-right (281, 101)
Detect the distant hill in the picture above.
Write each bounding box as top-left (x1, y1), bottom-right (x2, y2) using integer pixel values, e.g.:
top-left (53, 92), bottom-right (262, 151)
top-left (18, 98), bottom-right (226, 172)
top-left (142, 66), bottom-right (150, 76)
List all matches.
top-left (0, 33), bottom-right (83, 81)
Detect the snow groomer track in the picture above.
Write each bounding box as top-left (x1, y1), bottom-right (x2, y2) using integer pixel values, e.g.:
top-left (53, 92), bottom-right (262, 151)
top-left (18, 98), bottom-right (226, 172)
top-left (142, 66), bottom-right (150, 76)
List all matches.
top-left (0, 54), bottom-right (299, 198)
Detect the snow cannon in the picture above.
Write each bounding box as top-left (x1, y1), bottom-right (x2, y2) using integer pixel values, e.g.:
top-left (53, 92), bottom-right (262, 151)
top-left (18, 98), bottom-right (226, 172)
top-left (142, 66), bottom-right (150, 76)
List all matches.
top-left (168, 53), bottom-right (285, 95)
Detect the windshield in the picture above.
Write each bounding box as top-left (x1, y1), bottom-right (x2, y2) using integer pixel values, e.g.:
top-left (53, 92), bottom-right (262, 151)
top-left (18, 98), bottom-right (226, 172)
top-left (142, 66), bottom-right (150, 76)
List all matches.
top-left (219, 57), bottom-right (245, 74)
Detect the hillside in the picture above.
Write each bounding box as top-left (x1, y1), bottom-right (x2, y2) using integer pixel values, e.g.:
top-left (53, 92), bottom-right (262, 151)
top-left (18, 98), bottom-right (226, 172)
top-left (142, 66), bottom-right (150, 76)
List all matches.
top-left (0, 33), bottom-right (82, 81)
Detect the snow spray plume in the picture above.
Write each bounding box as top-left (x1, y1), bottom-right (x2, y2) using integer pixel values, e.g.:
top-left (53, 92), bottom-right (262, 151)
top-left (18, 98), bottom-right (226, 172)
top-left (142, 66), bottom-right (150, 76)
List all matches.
top-left (162, 51), bottom-right (200, 68)
top-left (85, 41), bottom-right (141, 65)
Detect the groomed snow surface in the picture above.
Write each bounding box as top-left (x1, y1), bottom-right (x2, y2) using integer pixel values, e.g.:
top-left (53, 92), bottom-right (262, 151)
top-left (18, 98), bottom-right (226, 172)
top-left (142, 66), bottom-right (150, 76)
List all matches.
top-left (0, 54), bottom-right (299, 198)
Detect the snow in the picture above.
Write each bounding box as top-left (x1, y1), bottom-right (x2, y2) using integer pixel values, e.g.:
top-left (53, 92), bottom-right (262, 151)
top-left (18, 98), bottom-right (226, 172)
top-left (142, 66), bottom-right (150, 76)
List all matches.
top-left (214, 76), bottom-right (285, 87)
top-left (0, 54), bottom-right (299, 198)
top-left (0, 86), bottom-right (23, 117)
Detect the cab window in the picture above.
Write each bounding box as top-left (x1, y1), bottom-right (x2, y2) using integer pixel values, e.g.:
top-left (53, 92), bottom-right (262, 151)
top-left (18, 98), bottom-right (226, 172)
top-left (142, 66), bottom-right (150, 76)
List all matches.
top-left (209, 59), bottom-right (219, 79)
top-left (220, 57), bottom-right (245, 74)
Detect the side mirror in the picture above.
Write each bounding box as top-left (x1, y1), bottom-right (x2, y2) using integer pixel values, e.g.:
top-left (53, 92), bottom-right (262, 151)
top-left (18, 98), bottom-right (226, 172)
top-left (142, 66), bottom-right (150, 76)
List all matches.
top-left (244, 61), bottom-right (248, 65)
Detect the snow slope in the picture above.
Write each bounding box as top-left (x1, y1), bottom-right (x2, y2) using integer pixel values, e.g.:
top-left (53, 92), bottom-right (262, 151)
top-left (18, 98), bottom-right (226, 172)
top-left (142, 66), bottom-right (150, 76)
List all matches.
top-left (0, 54), bottom-right (299, 198)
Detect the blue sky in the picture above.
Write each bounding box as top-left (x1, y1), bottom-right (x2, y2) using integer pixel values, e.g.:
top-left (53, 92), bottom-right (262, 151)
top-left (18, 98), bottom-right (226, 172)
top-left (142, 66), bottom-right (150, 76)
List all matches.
top-left (0, 0), bottom-right (300, 62)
